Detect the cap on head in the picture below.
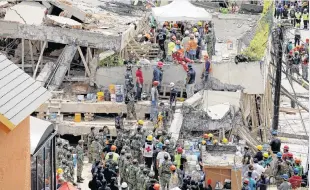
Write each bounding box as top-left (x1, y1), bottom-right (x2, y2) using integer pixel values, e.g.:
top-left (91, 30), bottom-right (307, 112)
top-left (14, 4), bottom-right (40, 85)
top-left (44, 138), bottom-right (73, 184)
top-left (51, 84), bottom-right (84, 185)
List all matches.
top-left (153, 81), bottom-right (159, 86)
top-left (157, 61), bottom-right (164, 68)
top-left (169, 82), bottom-right (175, 87)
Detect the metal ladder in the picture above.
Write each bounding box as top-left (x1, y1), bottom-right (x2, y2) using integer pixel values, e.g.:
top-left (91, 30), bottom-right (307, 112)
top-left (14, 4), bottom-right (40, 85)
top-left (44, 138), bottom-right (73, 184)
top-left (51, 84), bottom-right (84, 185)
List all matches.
top-left (46, 90), bottom-right (64, 130)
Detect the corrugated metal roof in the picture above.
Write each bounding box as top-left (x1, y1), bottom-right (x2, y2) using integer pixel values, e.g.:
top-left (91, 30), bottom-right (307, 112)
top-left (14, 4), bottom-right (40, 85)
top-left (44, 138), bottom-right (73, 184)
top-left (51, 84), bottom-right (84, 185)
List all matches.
top-left (0, 53), bottom-right (52, 131)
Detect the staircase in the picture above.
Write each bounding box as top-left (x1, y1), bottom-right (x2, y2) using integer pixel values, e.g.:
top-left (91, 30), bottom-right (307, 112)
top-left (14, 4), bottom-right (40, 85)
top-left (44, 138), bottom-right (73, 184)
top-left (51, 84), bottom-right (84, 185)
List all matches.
top-left (127, 39), bottom-right (160, 60)
top-left (45, 45), bottom-right (77, 90)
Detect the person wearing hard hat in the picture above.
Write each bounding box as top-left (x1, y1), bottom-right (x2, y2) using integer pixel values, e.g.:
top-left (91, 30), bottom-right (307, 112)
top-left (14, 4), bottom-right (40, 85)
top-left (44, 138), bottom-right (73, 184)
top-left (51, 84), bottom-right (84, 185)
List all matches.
top-left (151, 81), bottom-right (159, 121)
top-left (169, 165), bottom-right (180, 189)
top-left (302, 9), bottom-right (308, 29)
top-left (105, 145), bottom-right (119, 161)
top-left (283, 145), bottom-right (289, 153)
top-left (187, 34), bottom-right (198, 60)
top-left (262, 152), bottom-right (272, 168)
top-left (270, 130), bottom-right (281, 154)
top-left (174, 147), bottom-right (186, 171)
top-left (288, 168), bottom-right (302, 189)
top-left (169, 82), bottom-right (177, 109)
top-left (143, 135), bottom-right (155, 168)
top-left (279, 174), bottom-right (292, 189)
top-left (153, 62), bottom-right (163, 92)
top-left (157, 29), bottom-right (167, 59)
top-left (76, 139), bottom-right (85, 183)
top-left (207, 133), bottom-right (213, 145)
top-left (182, 30), bottom-right (190, 58)
top-left (222, 138), bottom-right (228, 145)
top-left (197, 21), bottom-right (204, 37)
top-left (186, 64), bottom-right (196, 98)
top-left (254, 145), bottom-right (263, 162)
top-left (294, 158), bottom-right (303, 176)
top-left (167, 35), bottom-right (176, 61)
top-left (121, 182), bottom-right (128, 190)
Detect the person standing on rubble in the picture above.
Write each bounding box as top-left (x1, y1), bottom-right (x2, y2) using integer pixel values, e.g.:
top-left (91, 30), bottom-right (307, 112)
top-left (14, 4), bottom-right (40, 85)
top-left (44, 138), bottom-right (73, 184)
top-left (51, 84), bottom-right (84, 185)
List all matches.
top-left (143, 135), bottom-right (155, 168)
top-left (186, 64), bottom-right (196, 98)
top-left (151, 81), bottom-right (159, 122)
top-left (76, 139), bottom-right (85, 183)
top-left (182, 30), bottom-right (190, 58)
top-left (270, 131), bottom-right (281, 154)
top-left (202, 55), bottom-right (211, 89)
top-left (125, 75), bottom-right (137, 120)
top-left (153, 62), bottom-right (164, 93)
top-left (169, 82), bottom-right (177, 110)
top-left (88, 127), bottom-right (96, 163)
top-left (157, 29), bottom-right (167, 59)
top-left (159, 154), bottom-right (172, 190)
top-left (135, 65), bottom-right (144, 101)
top-left (91, 136), bottom-right (102, 163)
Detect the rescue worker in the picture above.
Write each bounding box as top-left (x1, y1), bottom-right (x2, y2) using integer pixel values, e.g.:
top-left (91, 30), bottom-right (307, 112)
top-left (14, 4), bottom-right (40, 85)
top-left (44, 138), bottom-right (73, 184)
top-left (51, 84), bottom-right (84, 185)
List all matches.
top-left (254, 145), bottom-right (263, 162)
top-left (169, 165), bottom-right (179, 189)
top-left (279, 174), bottom-right (292, 189)
top-left (119, 149), bottom-right (126, 183)
top-left (262, 152), bottom-right (272, 168)
top-left (131, 133), bottom-right (143, 163)
top-left (125, 64), bottom-right (133, 80)
top-left (91, 136), bottom-right (102, 162)
top-left (283, 145), bottom-right (289, 153)
top-left (103, 163), bottom-right (117, 185)
top-left (122, 153), bottom-right (132, 183)
top-left (302, 9), bottom-right (309, 29)
top-left (88, 127), bottom-right (96, 163)
top-left (76, 139), bottom-right (84, 183)
top-left (207, 133), bottom-right (213, 145)
top-left (125, 75), bottom-right (137, 120)
top-left (302, 53), bottom-right (309, 80)
top-left (150, 81), bottom-right (159, 121)
top-left (187, 34), bottom-right (197, 60)
top-left (121, 182), bottom-right (128, 190)
top-left (174, 147), bottom-right (185, 171)
top-left (182, 30), bottom-right (190, 58)
top-left (186, 64), bottom-right (196, 98)
top-left (270, 130), bottom-right (281, 154)
top-left (157, 29), bottom-right (167, 59)
top-left (169, 82), bottom-right (177, 109)
top-left (290, 7), bottom-right (296, 26)
top-left (105, 145), bottom-right (119, 161)
top-left (105, 152), bottom-right (118, 172)
top-left (204, 28), bottom-right (213, 59)
top-left (66, 152), bottom-right (74, 182)
top-left (60, 159), bottom-right (70, 182)
top-left (153, 62), bottom-right (163, 93)
top-left (295, 9), bottom-right (302, 29)
top-left (167, 36), bottom-right (176, 61)
top-left (98, 129), bottom-right (105, 148)
top-left (56, 141), bottom-right (64, 168)
top-left (127, 159), bottom-right (139, 190)
top-left (143, 135), bottom-right (155, 168)
top-left (115, 112), bottom-right (124, 130)
top-left (201, 55), bottom-right (211, 89)
top-left (159, 154), bottom-right (172, 190)
top-left (222, 138), bottom-right (228, 145)
top-left (294, 158), bottom-right (303, 176)
top-left (136, 65), bottom-right (144, 101)
top-left (145, 172), bottom-right (158, 190)
top-left (242, 146), bottom-right (252, 176)
top-left (288, 168), bottom-right (302, 189)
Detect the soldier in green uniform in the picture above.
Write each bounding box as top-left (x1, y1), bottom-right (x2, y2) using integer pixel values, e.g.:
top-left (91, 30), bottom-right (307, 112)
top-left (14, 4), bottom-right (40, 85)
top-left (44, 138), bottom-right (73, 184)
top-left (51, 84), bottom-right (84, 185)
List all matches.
top-left (91, 136), bottom-right (102, 163)
top-left (159, 154), bottom-right (172, 190)
top-left (118, 149), bottom-right (126, 183)
top-left (123, 153), bottom-right (132, 183)
top-left (87, 127), bottom-right (96, 163)
top-left (128, 159), bottom-right (139, 190)
top-left (76, 139), bottom-right (84, 183)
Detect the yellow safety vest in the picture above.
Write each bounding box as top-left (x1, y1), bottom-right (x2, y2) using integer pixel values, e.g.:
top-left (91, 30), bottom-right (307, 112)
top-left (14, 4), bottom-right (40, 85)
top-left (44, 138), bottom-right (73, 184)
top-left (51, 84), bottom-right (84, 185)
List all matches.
top-left (303, 14), bottom-right (309, 21)
top-left (174, 154), bottom-right (181, 169)
top-left (296, 12), bottom-right (302, 19)
top-left (105, 152), bottom-right (119, 161)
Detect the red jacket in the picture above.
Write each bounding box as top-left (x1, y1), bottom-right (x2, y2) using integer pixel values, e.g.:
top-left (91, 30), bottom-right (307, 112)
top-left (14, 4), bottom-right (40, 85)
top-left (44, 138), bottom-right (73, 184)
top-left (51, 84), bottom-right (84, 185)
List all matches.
top-left (136, 69), bottom-right (144, 84)
top-left (289, 175), bottom-right (302, 189)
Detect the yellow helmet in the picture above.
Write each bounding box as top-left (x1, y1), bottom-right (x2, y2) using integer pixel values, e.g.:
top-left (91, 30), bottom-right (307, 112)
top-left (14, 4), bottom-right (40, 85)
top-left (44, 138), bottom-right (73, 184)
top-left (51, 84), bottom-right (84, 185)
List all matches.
top-left (222, 138), bottom-right (228, 144)
top-left (208, 133), bottom-right (213, 138)
top-left (213, 139), bottom-right (218, 144)
top-left (147, 135), bottom-right (153, 141)
top-left (201, 140), bottom-right (206, 145)
top-left (256, 145), bottom-right (263, 151)
top-left (197, 21), bottom-right (202, 26)
top-left (138, 120), bottom-right (144, 125)
top-left (263, 152), bottom-right (269, 158)
top-left (192, 28), bottom-right (198, 33)
top-left (57, 168), bottom-right (63, 174)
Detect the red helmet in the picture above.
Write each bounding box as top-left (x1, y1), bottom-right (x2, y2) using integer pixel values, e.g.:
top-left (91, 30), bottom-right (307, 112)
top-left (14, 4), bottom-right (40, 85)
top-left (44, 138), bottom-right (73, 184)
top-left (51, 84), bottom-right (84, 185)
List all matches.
top-left (282, 153), bottom-right (288, 159)
top-left (177, 147), bottom-right (183, 153)
top-left (288, 153), bottom-right (293, 158)
top-left (283, 145), bottom-right (289, 150)
top-left (153, 81), bottom-right (159, 86)
top-left (244, 179), bottom-right (249, 184)
top-left (157, 61), bottom-right (164, 68)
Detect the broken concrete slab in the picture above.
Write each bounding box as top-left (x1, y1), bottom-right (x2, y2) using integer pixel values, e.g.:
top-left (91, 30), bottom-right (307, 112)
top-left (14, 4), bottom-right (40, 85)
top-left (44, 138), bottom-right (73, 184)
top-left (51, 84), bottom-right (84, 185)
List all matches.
top-left (50, 0), bottom-right (87, 22)
top-left (45, 15), bottom-right (82, 29)
top-left (206, 103), bottom-right (230, 120)
top-left (0, 1), bottom-right (9, 8)
top-left (202, 90), bottom-right (241, 108)
top-left (4, 2), bottom-right (46, 25)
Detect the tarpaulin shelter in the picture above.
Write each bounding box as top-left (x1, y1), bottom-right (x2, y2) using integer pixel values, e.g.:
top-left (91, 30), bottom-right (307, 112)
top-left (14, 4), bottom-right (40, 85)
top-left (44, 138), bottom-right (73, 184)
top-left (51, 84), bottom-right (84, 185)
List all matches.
top-left (152, 0), bottom-right (212, 22)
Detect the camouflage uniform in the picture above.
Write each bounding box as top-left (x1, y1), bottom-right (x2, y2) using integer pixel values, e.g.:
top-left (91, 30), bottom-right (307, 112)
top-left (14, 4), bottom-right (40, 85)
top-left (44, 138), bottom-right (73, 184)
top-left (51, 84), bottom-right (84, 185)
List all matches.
top-left (66, 153), bottom-right (74, 182)
top-left (118, 150), bottom-right (126, 182)
top-left (91, 137), bottom-right (102, 162)
top-left (76, 140), bottom-right (84, 182)
top-left (128, 159), bottom-right (139, 190)
top-left (123, 153), bottom-right (132, 183)
top-left (275, 160), bottom-right (293, 187)
top-left (159, 159), bottom-right (172, 190)
top-left (60, 159), bottom-right (71, 182)
top-left (87, 130), bottom-right (96, 163)
top-left (125, 75), bottom-right (137, 120)
top-left (131, 134), bottom-right (143, 162)
top-left (204, 31), bottom-right (213, 59)
top-left (137, 165), bottom-right (145, 190)
top-left (56, 141), bottom-right (64, 169)
top-left (145, 172), bottom-right (158, 190)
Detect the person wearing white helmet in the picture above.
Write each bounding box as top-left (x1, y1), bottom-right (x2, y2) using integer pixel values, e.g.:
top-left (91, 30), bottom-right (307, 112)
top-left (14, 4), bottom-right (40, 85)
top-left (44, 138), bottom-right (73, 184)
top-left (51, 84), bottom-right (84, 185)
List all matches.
top-left (169, 82), bottom-right (177, 109)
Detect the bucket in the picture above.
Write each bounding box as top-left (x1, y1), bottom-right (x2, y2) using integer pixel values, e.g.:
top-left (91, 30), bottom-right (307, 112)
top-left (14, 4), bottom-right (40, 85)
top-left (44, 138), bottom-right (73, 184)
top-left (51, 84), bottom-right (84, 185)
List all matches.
top-left (116, 94), bottom-right (123, 102)
top-left (109, 84), bottom-right (115, 94)
top-left (115, 85), bottom-right (124, 95)
top-left (97, 92), bottom-right (104, 101)
top-left (111, 94), bottom-right (116, 102)
top-left (74, 113), bottom-right (81, 122)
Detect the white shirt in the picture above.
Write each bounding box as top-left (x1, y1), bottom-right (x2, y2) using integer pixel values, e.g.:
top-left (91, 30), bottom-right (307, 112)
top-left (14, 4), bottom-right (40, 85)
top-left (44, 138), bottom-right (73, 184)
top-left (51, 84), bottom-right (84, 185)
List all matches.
top-left (156, 151), bottom-right (171, 166)
top-left (243, 170), bottom-right (260, 180)
top-left (253, 163), bottom-right (265, 176)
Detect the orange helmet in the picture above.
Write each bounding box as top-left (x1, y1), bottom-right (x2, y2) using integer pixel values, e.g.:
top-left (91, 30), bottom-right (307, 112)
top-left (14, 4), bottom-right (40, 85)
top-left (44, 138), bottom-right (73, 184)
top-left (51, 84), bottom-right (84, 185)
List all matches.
top-left (170, 165), bottom-right (176, 171)
top-left (111, 145), bottom-right (117, 151)
top-left (173, 23), bottom-right (178, 28)
top-left (153, 81), bottom-right (159, 86)
top-left (154, 183), bottom-right (160, 190)
top-left (203, 133), bottom-right (209, 139)
top-left (295, 158), bottom-right (301, 164)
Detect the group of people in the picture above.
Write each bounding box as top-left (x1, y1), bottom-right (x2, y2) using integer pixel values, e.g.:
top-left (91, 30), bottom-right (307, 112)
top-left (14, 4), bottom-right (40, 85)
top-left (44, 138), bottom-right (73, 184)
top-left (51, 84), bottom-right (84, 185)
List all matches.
top-left (241, 131), bottom-right (308, 189)
top-left (275, 0), bottom-right (309, 29)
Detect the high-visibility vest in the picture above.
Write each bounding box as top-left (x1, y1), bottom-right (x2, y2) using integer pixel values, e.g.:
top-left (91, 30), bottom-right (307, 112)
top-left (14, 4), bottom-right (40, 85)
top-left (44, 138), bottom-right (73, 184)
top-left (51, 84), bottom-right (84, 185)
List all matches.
top-left (174, 154), bottom-right (181, 169)
top-left (303, 14), bottom-right (309, 21)
top-left (296, 12), bottom-right (302, 19)
top-left (105, 152), bottom-right (119, 161)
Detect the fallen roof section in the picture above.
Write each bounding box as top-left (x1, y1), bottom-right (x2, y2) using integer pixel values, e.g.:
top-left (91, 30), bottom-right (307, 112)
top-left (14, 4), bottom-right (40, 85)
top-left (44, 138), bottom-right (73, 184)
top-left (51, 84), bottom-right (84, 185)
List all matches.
top-left (0, 53), bottom-right (52, 131)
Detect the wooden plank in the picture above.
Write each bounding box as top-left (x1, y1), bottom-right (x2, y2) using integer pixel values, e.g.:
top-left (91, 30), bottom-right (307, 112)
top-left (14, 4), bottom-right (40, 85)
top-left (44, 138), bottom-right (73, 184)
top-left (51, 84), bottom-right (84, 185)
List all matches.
top-left (77, 46), bottom-right (91, 77)
top-left (33, 41), bottom-right (47, 78)
top-left (28, 40), bottom-right (35, 72)
top-left (21, 38), bottom-right (24, 70)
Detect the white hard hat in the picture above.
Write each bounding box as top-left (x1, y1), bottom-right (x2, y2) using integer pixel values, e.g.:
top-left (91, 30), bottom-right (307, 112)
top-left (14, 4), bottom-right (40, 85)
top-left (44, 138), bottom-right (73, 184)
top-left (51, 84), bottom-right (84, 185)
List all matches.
top-left (196, 164), bottom-right (201, 170)
top-left (185, 30), bottom-right (190, 35)
top-left (121, 182), bottom-right (128, 188)
top-left (165, 139), bottom-right (170, 144)
top-left (170, 82), bottom-right (175, 87)
top-left (195, 32), bottom-right (199, 37)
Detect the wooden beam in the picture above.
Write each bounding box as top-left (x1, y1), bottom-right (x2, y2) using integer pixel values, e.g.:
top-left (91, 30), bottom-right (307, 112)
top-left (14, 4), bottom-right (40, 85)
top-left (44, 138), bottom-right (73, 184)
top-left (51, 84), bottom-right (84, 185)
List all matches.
top-left (21, 38), bottom-right (24, 70)
top-left (77, 46), bottom-right (91, 77)
top-left (28, 40), bottom-right (35, 72)
top-left (33, 41), bottom-right (47, 78)
top-left (87, 47), bottom-right (93, 61)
